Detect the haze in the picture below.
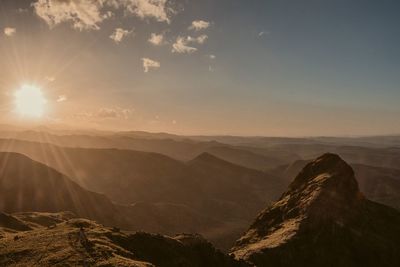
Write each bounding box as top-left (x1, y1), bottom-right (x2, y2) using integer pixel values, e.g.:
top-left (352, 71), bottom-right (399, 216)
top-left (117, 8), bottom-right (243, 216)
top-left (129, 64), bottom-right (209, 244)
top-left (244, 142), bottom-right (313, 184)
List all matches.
top-left (0, 0), bottom-right (399, 136)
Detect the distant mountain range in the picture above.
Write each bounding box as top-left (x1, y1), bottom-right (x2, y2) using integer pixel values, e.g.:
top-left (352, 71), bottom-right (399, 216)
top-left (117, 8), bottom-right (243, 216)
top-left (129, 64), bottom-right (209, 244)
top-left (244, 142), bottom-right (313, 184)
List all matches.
top-left (0, 130), bottom-right (400, 252)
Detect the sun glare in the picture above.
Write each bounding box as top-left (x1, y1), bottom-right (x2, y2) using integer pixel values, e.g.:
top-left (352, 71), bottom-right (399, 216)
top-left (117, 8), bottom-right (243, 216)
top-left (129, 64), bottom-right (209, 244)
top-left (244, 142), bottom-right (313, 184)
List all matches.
top-left (15, 85), bottom-right (47, 118)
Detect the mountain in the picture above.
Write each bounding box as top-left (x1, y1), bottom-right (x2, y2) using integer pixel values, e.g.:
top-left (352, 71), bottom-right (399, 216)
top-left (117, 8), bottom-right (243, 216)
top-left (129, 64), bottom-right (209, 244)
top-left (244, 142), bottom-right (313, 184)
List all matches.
top-left (272, 159), bottom-right (400, 210)
top-left (202, 146), bottom-right (285, 171)
top-left (0, 131), bottom-right (294, 170)
top-left (0, 146), bottom-right (285, 250)
top-left (272, 143), bottom-right (400, 170)
top-left (0, 152), bottom-right (221, 242)
top-left (0, 213), bottom-right (246, 267)
top-left (232, 154), bottom-right (400, 267)
top-left (352, 163), bottom-right (400, 209)
top-left (0, 152), bottom-right (120, 226)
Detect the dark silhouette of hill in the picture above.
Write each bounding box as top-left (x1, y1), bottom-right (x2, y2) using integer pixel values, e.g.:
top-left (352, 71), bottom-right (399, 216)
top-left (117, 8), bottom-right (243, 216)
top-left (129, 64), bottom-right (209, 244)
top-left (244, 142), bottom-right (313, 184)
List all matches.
top-left (0, 214), bottom-right (247, 266)
top-left (232, 154), bottom-right (400, 267)
top-left (0, 152), bottom-right (120, 225)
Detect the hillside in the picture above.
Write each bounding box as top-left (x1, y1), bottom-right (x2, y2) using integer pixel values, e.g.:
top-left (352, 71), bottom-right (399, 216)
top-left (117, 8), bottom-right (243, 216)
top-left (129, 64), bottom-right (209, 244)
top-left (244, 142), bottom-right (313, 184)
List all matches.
top-left (0, 149), bottom-right (284, 251)
top-left (232, 154), bottom-right (400, 266)
top-left (0, 152), bottom-right (120, 226)
top-left (0, 213), bottom-right (246, 267)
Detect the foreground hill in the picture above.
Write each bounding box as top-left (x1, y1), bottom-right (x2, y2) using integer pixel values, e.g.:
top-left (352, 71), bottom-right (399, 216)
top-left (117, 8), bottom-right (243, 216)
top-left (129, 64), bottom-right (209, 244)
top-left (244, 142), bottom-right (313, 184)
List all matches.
top-left (232, 154), bottom-right (400, 266)
top-left (0, 213), bottom-right (245, 267)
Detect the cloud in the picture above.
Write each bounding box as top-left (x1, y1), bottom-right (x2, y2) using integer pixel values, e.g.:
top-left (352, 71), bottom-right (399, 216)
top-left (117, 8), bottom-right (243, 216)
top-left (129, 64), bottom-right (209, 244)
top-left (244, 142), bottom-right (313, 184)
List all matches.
top-left (258, 31), bottom-right (270, 37)
top-left (4, 27), bottom-right (16, 37)
top-left (57, 95), bottom-right (67, 102)
top-left (32, 0), bottom-right (173, 31)
top-left (33, 0), bottom-right (105, 30)
top-left (187, 34), bottom-right (208, 44)
top-left (148, 33), bottom-right (165, 45)
top-left (74, 107), bottom-right (134, 120)
top-left (189, 20), bottom-right (210, 31)
top-left (142, 58), bottom-right (160, 72)
top-left (172, 34), bottom-right (208, 54)
top-left (208, 54), bottom-right (216, 59)
top-left (172, 37), bottom-right (197, 54)
top-left (110, 28), bottom-right (133, 43)
top-left (98, 107), bottom-right (134, 119)
top-left (125, 0), bottom-right (171, 23)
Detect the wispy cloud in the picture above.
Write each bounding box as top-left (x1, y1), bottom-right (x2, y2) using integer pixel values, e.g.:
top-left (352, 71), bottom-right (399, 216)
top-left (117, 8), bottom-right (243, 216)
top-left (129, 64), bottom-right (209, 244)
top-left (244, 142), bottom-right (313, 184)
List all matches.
top-left (187, 34), bottom-right (208, 44)
top-left (148, 33), bottom-right (165, 46)
top-left (57, 95), bottom-right (67, 102)
top-left (172, 34), bottom-right (208, 54)
top-left (74, 107), bottom-right (134, 120)
top-left (142, 58), bottom-right (160, 72)
top-left (125, 0), bottom-right (171, 23)
top-left (189, 20), bottom-right (210, 31)
top-left (33, 0), bottom-right (174, 30)
top-left (33, 0), bottom-right (105, 30)
top-left (110, 28), bottom-right (133, 43)
top-left (258, 31), bottom-right (270, 37)
top-left (4, 27), bottom-right (16, 37)
top-left (172, 37), bottom-right (197, 54)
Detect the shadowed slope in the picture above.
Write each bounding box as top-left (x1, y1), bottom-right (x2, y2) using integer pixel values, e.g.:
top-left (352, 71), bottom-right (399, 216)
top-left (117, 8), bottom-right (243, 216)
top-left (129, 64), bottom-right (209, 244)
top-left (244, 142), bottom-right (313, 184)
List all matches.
top-left (232, 153), bottom-right (400, 267)
top-left (0, 152), bottom-right (119, 225)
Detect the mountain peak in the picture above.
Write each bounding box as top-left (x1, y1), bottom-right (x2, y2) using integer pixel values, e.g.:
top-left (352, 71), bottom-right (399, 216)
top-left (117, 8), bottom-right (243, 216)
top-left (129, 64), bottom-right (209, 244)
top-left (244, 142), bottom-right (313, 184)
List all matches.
top-left (191, 152), bottom-right (222, 162)
top-left (232, 153), bottom-right (400, 267)
top-left (284, 153), bottom-right (362, 219)
top-left (250, 153), bottom-right (362, 231)
top-left (189, 152), bottom-right (238, 168)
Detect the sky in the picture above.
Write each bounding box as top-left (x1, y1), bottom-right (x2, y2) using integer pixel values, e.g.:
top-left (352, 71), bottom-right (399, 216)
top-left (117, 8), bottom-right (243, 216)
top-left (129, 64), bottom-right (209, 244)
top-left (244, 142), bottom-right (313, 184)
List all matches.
top-left (0, 0), bottom-right (399, 136)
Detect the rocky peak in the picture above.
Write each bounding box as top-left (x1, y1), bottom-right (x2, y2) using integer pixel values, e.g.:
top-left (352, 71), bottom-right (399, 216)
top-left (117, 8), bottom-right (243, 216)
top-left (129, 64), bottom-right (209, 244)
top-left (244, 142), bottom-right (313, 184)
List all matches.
top-left (231, 153), bottom-right (400, 267)
top-left (282, 153), bottom-right (363, 222)
top-left (245, 153), bottom-right (363, 237)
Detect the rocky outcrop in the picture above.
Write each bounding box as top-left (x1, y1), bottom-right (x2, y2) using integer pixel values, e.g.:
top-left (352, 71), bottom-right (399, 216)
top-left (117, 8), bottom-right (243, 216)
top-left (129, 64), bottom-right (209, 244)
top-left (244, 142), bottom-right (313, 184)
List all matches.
top-left (232, 153), bottom-right (400, 267)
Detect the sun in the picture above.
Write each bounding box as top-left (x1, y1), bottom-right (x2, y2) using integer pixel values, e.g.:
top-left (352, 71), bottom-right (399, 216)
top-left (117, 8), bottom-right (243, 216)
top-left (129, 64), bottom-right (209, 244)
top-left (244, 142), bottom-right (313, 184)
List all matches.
top-left (15, 85), bottom-right (47, 118)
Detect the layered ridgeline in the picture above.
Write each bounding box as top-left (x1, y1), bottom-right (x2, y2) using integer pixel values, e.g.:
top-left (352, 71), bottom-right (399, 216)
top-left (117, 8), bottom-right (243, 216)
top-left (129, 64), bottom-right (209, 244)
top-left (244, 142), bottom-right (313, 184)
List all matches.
top-left (0, 151), bottom-right (285, 251)
top-left (232, 154), bottom-right (400, 266)
top-left (0, 137), bottom-right (290, 247)
top-left (0, 153), bottom-right (221, 243)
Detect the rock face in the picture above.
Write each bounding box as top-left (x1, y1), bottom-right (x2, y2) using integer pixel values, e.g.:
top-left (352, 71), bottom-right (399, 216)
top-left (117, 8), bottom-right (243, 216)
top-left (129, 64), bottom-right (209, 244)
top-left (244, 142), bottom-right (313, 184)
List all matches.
top-left (232, 153), bottom-right (400, 267)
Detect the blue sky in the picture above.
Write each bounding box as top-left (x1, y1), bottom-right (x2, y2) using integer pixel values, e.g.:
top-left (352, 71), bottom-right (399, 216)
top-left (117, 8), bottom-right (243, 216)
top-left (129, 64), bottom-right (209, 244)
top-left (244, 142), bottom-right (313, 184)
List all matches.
top-left (0, 0), bottom-right (399, 136)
